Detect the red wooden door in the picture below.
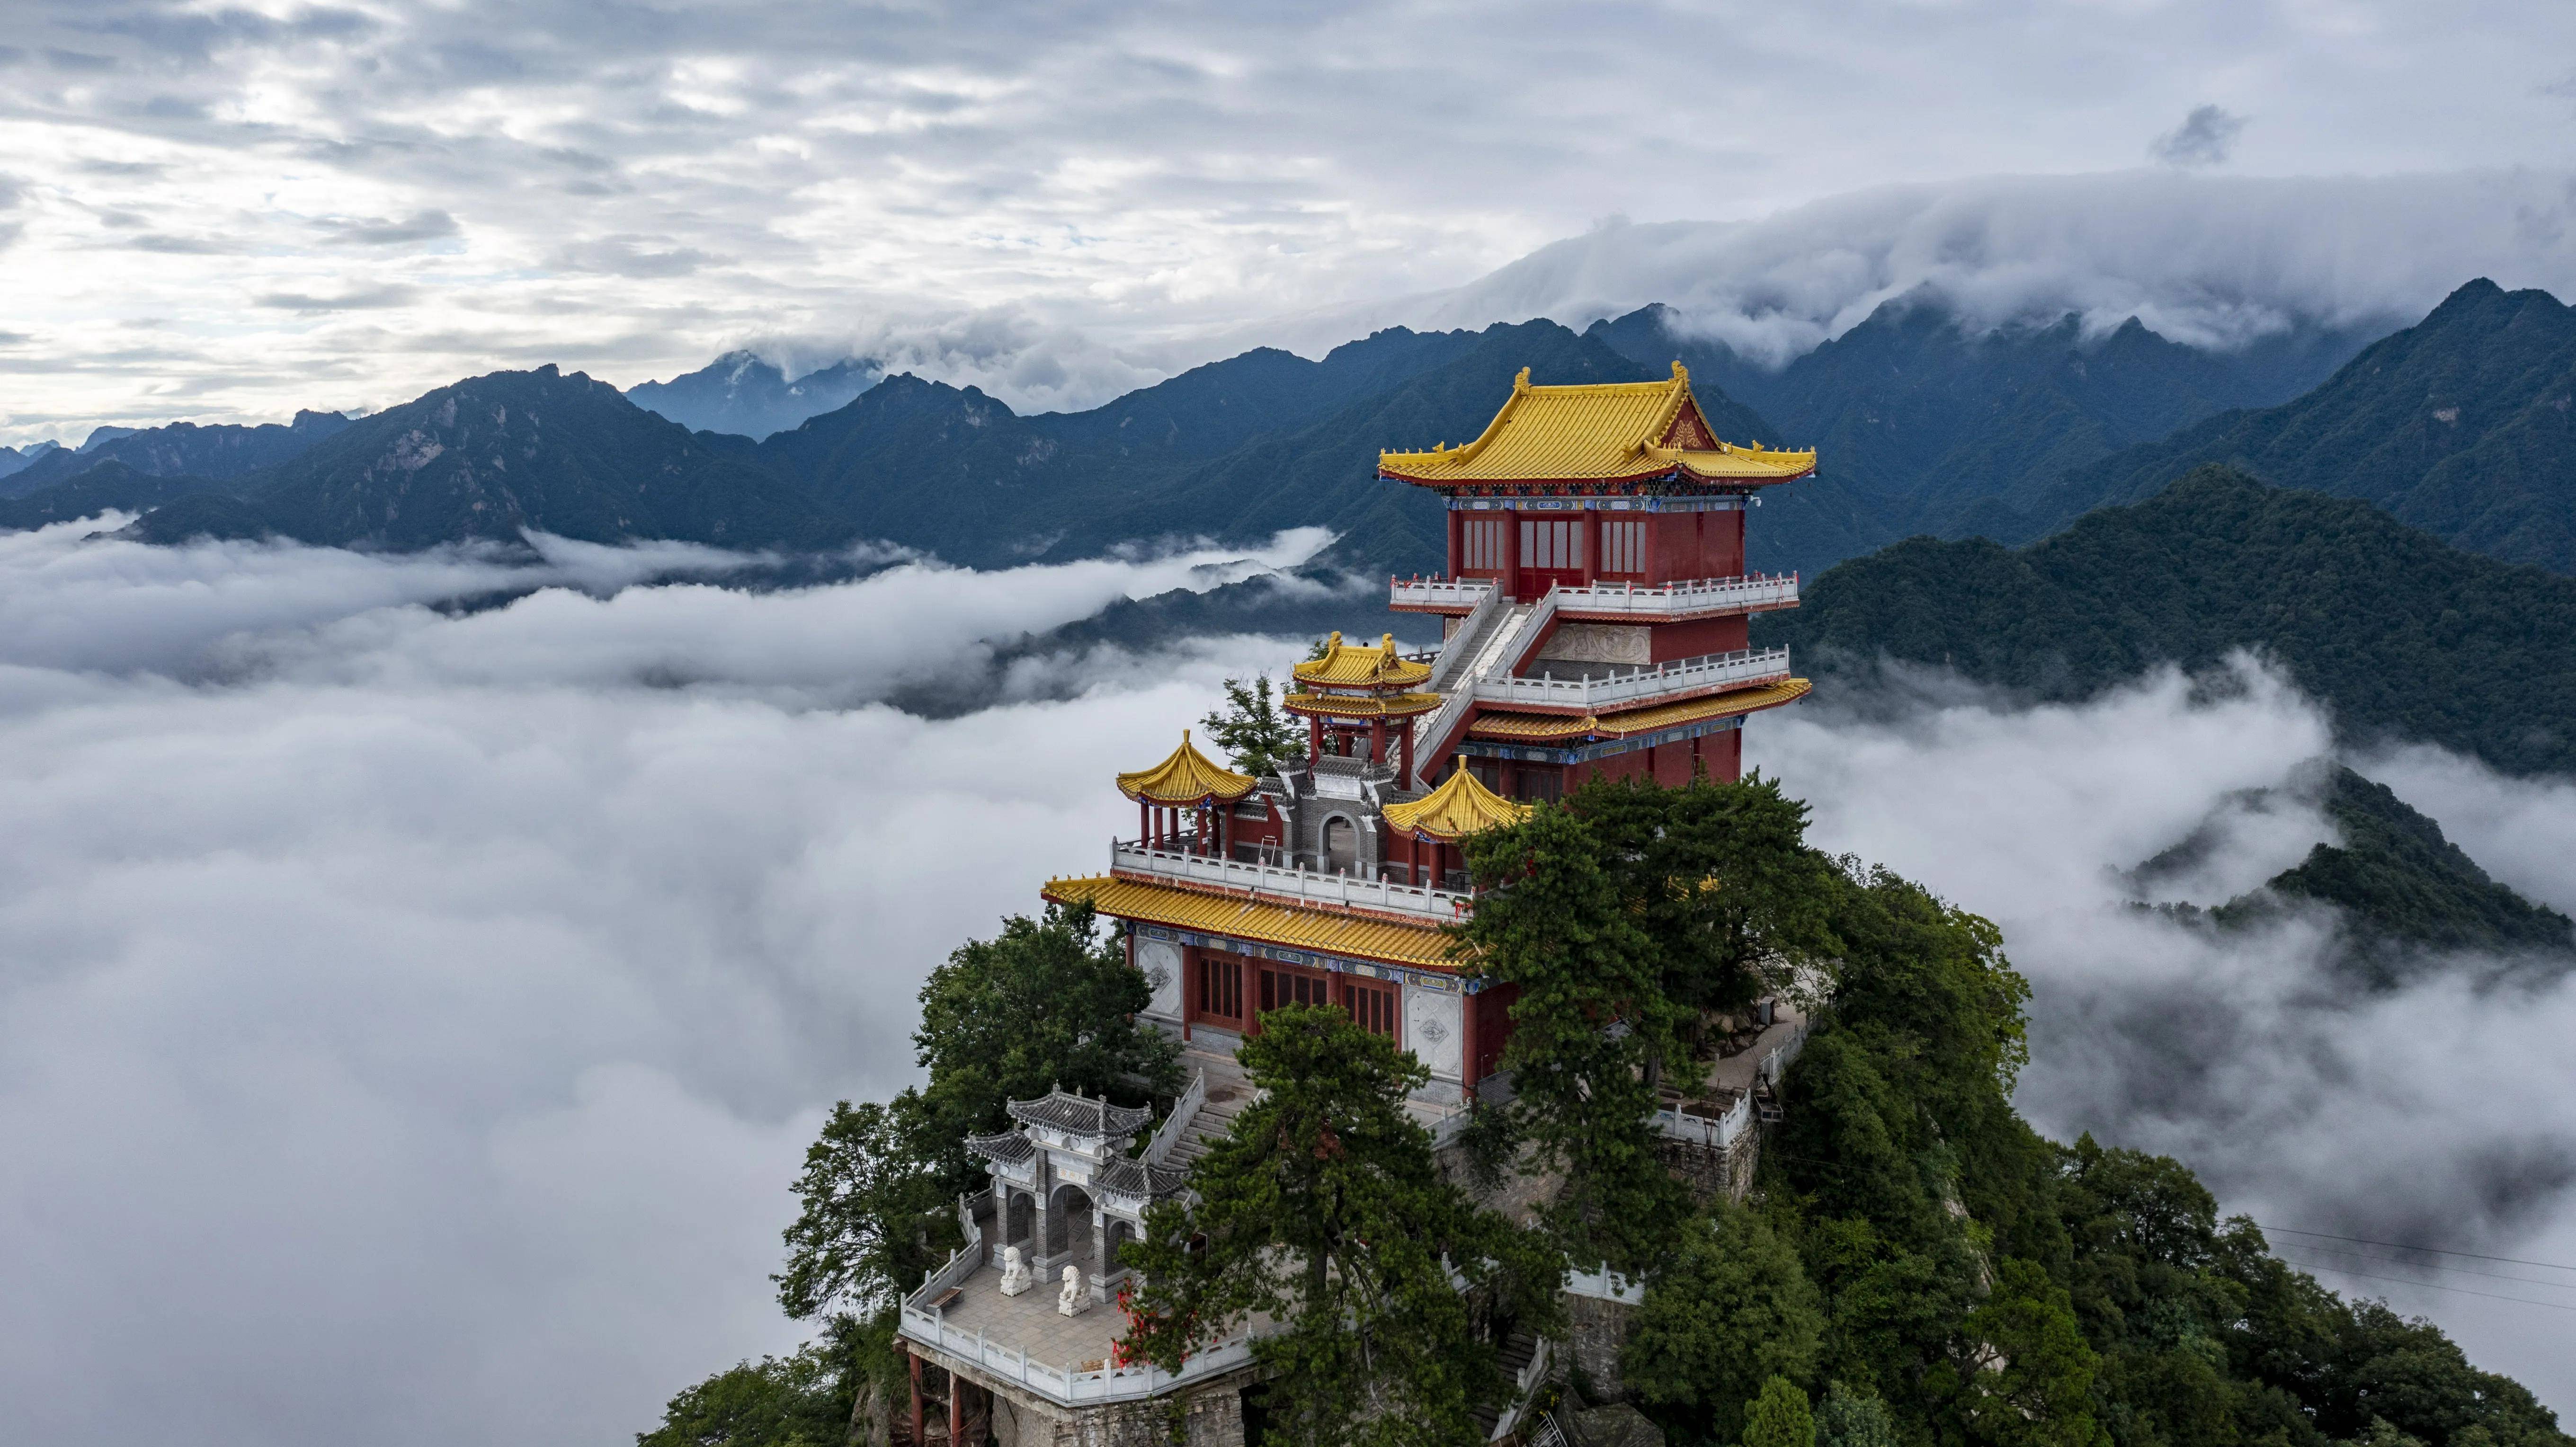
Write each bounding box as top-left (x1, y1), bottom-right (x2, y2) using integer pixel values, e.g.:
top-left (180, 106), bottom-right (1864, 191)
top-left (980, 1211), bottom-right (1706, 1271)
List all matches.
top-left (1519, 517), bottom-right (1584, 595)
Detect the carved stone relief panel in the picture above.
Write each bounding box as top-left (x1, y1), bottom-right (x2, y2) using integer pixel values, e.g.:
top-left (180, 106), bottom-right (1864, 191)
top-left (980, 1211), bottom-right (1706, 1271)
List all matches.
top-left (1534, 622), bottom-right (1651, 665)
top-left (1403, 983), bottom-right (1464, 1079)
top-left (1138, 938), bottom-right (1183, 1020)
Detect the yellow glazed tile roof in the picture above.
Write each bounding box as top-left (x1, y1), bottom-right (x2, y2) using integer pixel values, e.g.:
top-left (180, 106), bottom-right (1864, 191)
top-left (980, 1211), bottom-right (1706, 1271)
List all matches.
top-left (1379, 363), bottom-right (1815, 485)
top-left (1043, 875), bottom-right (1464, 971)
top-left (1115, 730), bottom-right (1259, 804)
top-left (1467, 677), bottom-right (1812, 742)
top-left (1283, 691), bottom-right (1443, 719)
top-left (1292, 631), bottom-right (1434, 690)
top-left (1381, 767), bottom-right (1531, 842)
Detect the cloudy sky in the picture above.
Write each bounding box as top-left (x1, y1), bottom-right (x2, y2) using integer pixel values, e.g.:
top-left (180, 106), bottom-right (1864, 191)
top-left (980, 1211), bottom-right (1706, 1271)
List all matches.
top-left (5, 0), bottom-right (2576, 444)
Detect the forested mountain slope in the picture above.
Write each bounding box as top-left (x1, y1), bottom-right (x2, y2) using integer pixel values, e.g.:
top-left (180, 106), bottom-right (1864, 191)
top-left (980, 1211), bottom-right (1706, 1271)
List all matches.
top-left (2020, 280), bottom-right (2576, 571)
top-left (1756, 466), bottom-right (2576, 777)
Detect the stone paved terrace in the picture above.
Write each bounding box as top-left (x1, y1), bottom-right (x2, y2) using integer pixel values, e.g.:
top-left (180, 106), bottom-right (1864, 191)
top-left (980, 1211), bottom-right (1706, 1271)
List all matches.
top-left (927, 1238), bottom-right (1130, 1378)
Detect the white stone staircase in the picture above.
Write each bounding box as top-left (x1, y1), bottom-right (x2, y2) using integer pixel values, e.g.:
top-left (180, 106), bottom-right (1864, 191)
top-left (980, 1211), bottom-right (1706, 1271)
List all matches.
top-left (1413, 598), bottom-right (1541, 772)
top-left (1158, 1078), bottom-right (1252, 1171)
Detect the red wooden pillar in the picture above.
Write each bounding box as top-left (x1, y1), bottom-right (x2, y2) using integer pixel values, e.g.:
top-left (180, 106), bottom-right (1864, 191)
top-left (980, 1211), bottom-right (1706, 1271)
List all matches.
top-left (948, 1368), bottom-right (963, 1446)
top-left (908, 1349), bottom-right (923, 1446)
top-left (1308, 715), bottom-right (1323, 762)
top-left (1446, 504), bottom-right (1464, 578)
top-left (1368, 717), bottom-right (1386, 765)
top-left (1461, 984), bottom-right (1481, 1092)
top-left (1400, 720), bottom-right (1417, 788)
top-left (1500, 506), bottom-right (1521, 601)
top-left (1580, 504), bottom-right (1599, 589)
top-left (1137, 799), bottom-right (1148, 845)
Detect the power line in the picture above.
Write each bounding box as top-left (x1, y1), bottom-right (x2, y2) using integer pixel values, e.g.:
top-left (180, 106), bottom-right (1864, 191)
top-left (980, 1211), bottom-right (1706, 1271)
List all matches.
top-left (2260, 1225), bottom-right (2576, 1275)
top-left (2273, 1253), bottom-right (2576, 1314)
top-left (2276, 1241), bottom-right (2576, 1293)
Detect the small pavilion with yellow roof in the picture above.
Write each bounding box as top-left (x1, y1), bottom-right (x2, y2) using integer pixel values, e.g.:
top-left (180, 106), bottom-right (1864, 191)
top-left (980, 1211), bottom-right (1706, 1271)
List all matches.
top-left (1380, 767), bottom-right (1529, 892)
top-left (1284, 631), bottom-right (1441, 782)
top-left (1115, 730), bottom-right (1257, 858)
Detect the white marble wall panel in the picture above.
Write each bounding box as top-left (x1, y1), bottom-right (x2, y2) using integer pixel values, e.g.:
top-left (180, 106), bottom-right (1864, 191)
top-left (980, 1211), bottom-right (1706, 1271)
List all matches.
top-left (1403, 983), bottom-right (1464, 1080)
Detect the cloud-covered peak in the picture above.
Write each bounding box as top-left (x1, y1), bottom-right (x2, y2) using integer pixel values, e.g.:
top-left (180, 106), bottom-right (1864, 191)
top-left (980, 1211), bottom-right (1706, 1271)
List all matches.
top-left (1336, 171), bottom-right (2576, 368)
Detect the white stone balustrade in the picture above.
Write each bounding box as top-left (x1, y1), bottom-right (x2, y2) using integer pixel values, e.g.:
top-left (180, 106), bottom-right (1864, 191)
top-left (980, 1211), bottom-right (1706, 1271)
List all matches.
top-left (1549, 573), bottom-right (1799, 616)
top-left (1471, 646), bottom-right (1792, 711)
top-left (1110, 841), bottom-right (1472, 921)
top-left (1389, 572), bottom-right (1798, 617)
top-left (898, 1302), bottom-right (1257, 1407)
top-left (1387, 575), bottom-right (1494, 610)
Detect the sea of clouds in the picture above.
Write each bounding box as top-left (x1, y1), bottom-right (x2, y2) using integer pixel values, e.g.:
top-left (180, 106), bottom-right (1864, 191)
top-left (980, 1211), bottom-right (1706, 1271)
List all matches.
top-left (0, 522), bottom-right (2569, 1447)
top-left (1754, 668), bottom-right (2576, 1409)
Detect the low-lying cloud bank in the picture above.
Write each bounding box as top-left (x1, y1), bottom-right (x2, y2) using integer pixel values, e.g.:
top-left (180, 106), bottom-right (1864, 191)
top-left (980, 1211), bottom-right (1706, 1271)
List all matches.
top-left (1752, 662), bottom-right (2576, 1410)
top-left (4, 524), bottom-right (2570, 1447)
top-left (0, 521), bottom-right (1326, 1447)
top-left (1281, 171), bottom-right (2576, 367)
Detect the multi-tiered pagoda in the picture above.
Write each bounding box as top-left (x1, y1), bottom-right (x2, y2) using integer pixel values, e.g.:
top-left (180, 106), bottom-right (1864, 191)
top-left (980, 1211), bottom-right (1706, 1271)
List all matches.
top-left (895, 362), bottom-right (1816, 1445)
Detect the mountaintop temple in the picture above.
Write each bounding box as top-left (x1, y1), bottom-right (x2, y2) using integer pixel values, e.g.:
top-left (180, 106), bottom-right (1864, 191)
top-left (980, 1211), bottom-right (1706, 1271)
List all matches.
top-left (894, 362), bottom-right (1820, 1446)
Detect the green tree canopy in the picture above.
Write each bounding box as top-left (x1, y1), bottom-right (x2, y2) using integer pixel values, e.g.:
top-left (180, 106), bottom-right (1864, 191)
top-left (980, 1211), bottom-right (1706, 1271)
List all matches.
top-left (1199, 673), bottom-right (1305, 776)
top-left (911, 901), bottom-right (1180, 1183)
top-left (1941, 1259), bottom-right (2107, 1447)
top-left (1120, 1004), bottom-right (1562, 1447)
top-left (1745, 1376), bottom-right (1819, 1447)
top-left (1456, 800), bottom-right (1686, 1270)
top-left (1621, 1200), bottom-right (1826, 1443)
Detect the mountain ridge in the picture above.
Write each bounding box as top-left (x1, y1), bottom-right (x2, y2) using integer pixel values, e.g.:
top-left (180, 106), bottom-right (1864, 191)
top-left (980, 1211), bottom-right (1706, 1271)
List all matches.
top-left (2010, 278), bottom-right (2576, 571)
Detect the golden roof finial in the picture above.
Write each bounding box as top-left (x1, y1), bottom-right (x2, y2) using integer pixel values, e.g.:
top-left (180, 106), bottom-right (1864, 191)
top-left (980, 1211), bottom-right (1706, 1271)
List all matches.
top-left (1514, 366), bottom-right (1531, 391)
top-left (1671, 360), bottom-right (1688, 383)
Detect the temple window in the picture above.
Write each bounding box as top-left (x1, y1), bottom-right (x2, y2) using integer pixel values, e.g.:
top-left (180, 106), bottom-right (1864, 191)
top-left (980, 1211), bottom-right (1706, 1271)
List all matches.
top-left (1343, 979), bottom-right (1397, 1039)
top-left (1197, 952), bottom-right (1243, 1022)
top-left (1601, 518), bottom-right (1646, 575)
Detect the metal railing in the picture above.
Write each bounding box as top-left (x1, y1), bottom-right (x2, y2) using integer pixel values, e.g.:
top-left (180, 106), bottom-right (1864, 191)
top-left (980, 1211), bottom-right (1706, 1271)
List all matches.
top-left (1471, 646), bottom-right (1791, 711)
top-left (1549, 572), bottom-right (1800, 616)
top-left (1111, 841), bottom-right (1472, 921)
top-left (1145, 1069), bottom-right (1207, 1165)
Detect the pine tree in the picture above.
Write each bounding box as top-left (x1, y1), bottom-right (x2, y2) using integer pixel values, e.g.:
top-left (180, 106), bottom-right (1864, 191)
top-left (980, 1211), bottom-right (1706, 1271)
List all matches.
top-left (1455, 802), bottom-right (1688, 1270)
top-left (1199, 673), bottom-right (1304, 777)
top-left (1621, 1203), bottom-right (1825, 1442)
top-left (1744, 1376), bottom-right (1818, 1447)
top-left (1119, 1005), bottom-right (1561, 1447)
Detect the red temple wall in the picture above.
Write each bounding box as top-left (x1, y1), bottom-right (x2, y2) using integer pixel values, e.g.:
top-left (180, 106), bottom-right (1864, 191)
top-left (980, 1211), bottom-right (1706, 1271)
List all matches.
top-left (1645, 615), bottom-right (1750, 661)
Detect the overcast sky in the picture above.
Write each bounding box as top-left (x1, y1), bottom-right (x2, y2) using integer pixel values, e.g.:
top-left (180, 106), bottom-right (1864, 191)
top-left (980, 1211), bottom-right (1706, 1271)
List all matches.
top-left (4, 0), bottom-right (2576, 444)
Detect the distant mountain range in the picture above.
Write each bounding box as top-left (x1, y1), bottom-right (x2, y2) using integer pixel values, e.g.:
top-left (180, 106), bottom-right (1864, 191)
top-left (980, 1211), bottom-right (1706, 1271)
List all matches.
top-left (624, 353), bottom-right (881, 439)
top-left (1587, 293), bottom-right (2374, 535)
top-left (10, 279), bottom-right (2571, 604)
top-left (0, 411), bottom-right (351, 498)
